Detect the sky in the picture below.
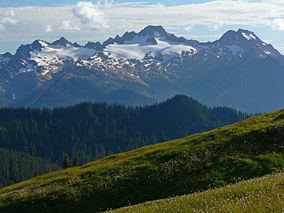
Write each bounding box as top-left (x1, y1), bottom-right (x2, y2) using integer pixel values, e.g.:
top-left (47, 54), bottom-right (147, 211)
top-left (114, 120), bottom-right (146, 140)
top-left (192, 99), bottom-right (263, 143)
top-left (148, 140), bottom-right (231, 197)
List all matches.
top-left (1, 0), bottom-right (284, 54)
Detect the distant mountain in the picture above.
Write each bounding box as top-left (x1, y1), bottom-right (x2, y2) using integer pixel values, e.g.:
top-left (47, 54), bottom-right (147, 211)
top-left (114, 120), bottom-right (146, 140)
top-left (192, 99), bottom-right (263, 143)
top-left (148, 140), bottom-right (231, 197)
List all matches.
top-left (0, 95), bottom-right (246, 186)
top-left (0, 26), bottom-right (284, 112)
top-left (0, 108), bottom-right (283, 212)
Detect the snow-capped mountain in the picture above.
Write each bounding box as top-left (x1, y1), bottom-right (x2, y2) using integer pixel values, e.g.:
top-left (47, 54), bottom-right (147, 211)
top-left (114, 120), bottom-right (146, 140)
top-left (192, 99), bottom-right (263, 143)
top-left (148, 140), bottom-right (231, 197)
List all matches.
top-left (210, 29), bottom-right (281, 59)
top-left (0, 25), bottom-right (284, 112)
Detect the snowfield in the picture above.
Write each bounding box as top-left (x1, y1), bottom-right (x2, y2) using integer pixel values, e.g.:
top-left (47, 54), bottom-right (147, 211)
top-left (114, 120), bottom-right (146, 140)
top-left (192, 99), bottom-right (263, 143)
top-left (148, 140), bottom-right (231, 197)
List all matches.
top-left (31, 45), bottom-right (97, 67)
top-left (104, 39), bottom-right (197, 60)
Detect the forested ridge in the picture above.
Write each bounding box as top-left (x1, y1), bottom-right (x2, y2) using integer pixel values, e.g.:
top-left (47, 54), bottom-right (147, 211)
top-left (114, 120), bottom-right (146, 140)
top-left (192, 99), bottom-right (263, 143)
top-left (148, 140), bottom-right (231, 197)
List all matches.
top-left (0, 95), bottom-right (247, 186)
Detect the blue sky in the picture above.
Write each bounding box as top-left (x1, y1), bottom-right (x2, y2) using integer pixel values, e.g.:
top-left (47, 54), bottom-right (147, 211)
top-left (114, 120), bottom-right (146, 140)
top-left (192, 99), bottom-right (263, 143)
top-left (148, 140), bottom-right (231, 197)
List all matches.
top-left (1, 0), bottom-right (284, 54)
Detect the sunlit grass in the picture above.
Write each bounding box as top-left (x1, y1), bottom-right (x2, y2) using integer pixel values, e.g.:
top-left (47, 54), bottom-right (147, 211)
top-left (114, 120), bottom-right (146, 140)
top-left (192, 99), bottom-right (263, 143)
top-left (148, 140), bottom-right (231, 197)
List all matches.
top-left (111, 173), bottom-right (284, 213)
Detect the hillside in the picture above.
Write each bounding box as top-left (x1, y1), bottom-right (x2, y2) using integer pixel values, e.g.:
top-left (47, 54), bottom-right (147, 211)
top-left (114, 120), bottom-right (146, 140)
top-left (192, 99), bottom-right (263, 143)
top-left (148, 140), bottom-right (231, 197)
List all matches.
top-left (111, 173), bottom-right (284, 213)
top-left (0, 108), bottom-right (283, 212)
top-left (0, 95), bottom-right (246, 186)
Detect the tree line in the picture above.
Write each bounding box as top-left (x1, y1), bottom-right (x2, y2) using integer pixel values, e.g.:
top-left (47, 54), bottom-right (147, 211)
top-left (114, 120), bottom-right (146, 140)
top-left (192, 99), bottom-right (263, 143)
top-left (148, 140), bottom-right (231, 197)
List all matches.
top-left (0, 95), bottom-right (248, 186)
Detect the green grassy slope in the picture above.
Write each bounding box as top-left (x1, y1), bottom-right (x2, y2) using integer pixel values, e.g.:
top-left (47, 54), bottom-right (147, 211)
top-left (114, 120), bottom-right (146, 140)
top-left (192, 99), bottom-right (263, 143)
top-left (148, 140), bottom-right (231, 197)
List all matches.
top-left (111, 173), bottom-right (284, 213)
top-left (0, 109), bottom-right (283, 212)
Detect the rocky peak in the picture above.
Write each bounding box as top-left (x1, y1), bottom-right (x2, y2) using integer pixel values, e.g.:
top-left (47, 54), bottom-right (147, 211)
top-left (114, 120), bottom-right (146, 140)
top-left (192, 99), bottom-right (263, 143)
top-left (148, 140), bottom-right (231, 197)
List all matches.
top-left (51, 37), bottom-right (73, 47)
top-left (138, 25), bottom-right (168, 37)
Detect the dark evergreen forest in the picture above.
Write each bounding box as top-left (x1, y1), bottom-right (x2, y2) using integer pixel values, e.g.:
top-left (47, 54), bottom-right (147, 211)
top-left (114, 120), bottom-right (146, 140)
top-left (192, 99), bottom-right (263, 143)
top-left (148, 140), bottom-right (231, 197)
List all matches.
top-left (0, 95), bottom-right (247, 186)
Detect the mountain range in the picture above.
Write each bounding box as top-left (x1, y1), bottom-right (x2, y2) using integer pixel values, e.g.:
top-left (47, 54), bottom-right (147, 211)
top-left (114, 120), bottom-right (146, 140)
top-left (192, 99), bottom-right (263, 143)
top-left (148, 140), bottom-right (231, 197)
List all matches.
top-left (1, 26), bottom-right (284, 112)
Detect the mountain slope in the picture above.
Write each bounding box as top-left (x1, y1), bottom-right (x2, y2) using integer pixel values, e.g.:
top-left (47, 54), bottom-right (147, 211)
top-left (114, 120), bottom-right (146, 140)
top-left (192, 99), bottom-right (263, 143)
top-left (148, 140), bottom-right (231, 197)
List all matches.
top-left (0, 108), bottom-right (283, 212)
top-left (0, 95), bottom-right (246, 186)
top-left (0, 26), bottom-right (284, 112)
top-left (111, 173), bottom-right (284, 213)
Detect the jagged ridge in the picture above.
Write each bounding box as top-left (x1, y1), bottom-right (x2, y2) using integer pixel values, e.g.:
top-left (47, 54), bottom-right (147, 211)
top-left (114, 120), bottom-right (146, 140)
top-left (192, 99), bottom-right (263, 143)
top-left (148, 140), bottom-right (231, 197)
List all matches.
top-left (0, 26), bottom-right (284, 112)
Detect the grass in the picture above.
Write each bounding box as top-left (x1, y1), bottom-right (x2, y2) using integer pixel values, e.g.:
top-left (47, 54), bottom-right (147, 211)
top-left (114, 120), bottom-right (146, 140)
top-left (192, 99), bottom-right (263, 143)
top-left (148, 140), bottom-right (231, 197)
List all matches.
top-left (0, 109), bottom-right (283, 212)
top-left (111, 173), bottom-right (284, 213)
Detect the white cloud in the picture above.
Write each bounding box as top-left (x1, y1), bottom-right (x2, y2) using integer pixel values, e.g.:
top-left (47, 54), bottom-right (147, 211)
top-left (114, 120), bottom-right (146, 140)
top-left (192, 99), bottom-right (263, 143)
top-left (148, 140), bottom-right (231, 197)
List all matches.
top-left (59, 20), bottom-right (80, 31)
top-left (272, 18), bottom-right (284, 30)
top-left (1, 1), bottom-right (284, 35)
top-left (73, 1), bottom-right (108, 29)
top-left (106, 1), bottom-right (278, 29)
top-left (0, 8), bottom-right (17, 31)
top-left (211, 22), bottom-right (224, 31)
top-left (45, 24), bottom-right (53, 32)
top-left (184, 25), bottom-right (192, 32)
top-left (0, 17), bottom-right (18, 31)
top-left (5, 9), bottom-right (15, 17)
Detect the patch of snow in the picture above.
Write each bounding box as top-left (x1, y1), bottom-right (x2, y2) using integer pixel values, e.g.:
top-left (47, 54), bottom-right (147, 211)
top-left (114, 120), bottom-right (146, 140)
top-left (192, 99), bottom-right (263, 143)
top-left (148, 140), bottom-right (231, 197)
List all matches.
top-left (264, 50), bottom-right (272, 55)
top-left (41, 70), bottom-right (50, 76)
top-left (258, 44), bottom-right (273, 56)
top-left (241, 32), bottom-right (256, 41)
top-left (17, 63), bottom-right (37, 74)
top-left (18, 67), bottom-right (36, 74)
top-left (39, 40), bottom-right (48, 47)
